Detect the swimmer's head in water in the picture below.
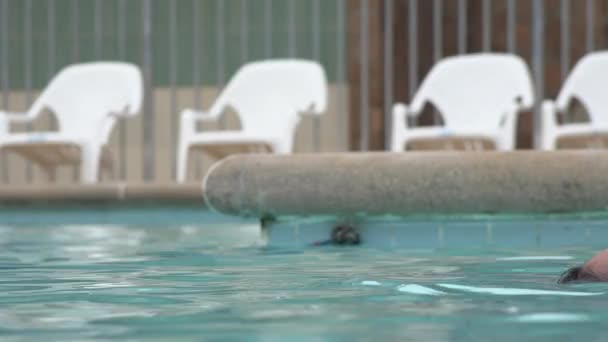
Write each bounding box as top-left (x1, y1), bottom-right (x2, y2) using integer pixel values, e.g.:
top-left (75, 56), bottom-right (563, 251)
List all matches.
top-left (331, 225), bottom-right (361, 245)
top-left (310, 224), bottom-right (361, 246)
top-left (558, 250), bottom-right (608, 284)
top-left (558, 266), bottom-right (602, 284)
top-left (558, 266), bottom-right (586, 284)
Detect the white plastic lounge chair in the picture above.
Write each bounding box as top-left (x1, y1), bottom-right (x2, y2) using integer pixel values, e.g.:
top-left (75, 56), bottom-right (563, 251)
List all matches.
top-left (177, 59), bottom-right (327, 183)
top-left (390, 53), bottom-right (534, 152)
top-left (0, 62), bottom-right (143, 183)
top-left (540, 51), bottom-right (608, 150)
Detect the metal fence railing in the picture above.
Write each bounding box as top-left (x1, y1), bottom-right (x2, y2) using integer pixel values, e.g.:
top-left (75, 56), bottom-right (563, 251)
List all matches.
top-left (0, 0), bottom-right (348, 184)
top-left (0, 0), bottom-right (605, 185)
top-left (357, 0), bottom-right (603, 152)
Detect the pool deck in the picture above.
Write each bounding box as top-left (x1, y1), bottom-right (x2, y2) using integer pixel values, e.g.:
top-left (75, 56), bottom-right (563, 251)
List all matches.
top-left (5, 150), bottom-right (608, 214)
top-left (0, 183), bottom-right (205, 206)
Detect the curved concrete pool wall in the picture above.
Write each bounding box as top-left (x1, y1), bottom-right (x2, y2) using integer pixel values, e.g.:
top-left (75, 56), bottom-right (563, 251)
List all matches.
top-left (203, 151), bottom-right (608, 218)
top-left (203, 151), bottom-right (608, 247)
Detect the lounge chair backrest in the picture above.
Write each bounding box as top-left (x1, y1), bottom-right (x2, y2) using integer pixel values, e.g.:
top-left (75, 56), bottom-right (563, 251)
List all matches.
top-left (410, 53), bottom-right (534, 130)
top-left (29, 62), bottom-right (143, 143)
top-left (556, 51), bottom-right (608, 126)
top-left (208, 60), bottom-right (327, 137)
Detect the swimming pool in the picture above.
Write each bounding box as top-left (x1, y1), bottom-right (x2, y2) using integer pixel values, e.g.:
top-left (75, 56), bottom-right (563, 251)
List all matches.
top-left (1, 207), bottom-right (608, 341)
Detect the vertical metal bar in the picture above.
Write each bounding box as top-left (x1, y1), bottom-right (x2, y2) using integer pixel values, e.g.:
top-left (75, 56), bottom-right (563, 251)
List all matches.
top-left (312, 0), bottom-right (321, 151)
top-left (192, 0), bottom-right (201, 178)
top-left (48, 0), bottom-right (56, 77)
top-left (288, 0), bottom-right (296, 57)
top-left (532, 0), bottom-right (545, 148)
top-left (360, 0), bottom-right (369, 151)
top-left (94, 0), bottom-right (102, 58)
top-left (1, 0), bottom-right (8, 109)
top-left (217, 0), bottom-right (225, 84)
top-left (70, 0), bottom-right (80, 182)
top-left (482, 0), bottom-right (491, 51)
top-left (560, 0), bottom-right (570, 123)
top-left (216, 0), bottom-right (226, 130)
top-left (384, 0), bottom-right (394, 150)
top-left (48, 0), bottom-right (56, 137)
top-left (118, 0), bottom-right (127, 181)
top-left (71, 0), bottom-right (79, 62)
top-left (169, 0), bottom-right (178, 180)
top-left (312, 0), bottom-right (321, 64)
top-left (93, 1), bottom-right (106, 179)
top-left (408, 0), bottom-right (418, 98)
top-left (142, 0), bottom-right (154, 181)
top-left (337, 0), bottom-right (345, 150)
top-left (241, 0), bottom-right (248, 63)
top-left (1, 0), bottom-right (9, 183)
top-left (265, 0), bottom-right (272, 58)
top-left (433, 0), bottom-right (442, 61)
top-left (507, 0), bottom-right (516, 53)
top-left (193, 0), bottom-right (201, 109)
top-left (24, 0), bottom-right (32, 183)
top-left (586, 0), bottom-right (594, 52)
top-left (432, 0), bottom-right (442, 125)
top-left (560, 0), bottom-right (570, 81)
top-left (458, 0), bottom-right (467, 54)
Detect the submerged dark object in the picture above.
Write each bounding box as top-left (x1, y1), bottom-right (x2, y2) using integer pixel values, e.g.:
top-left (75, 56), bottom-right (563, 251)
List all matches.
top-left (331, 225), bottom-right (361, 245)
top-left (558, 250), bottom-right (608, 284)
top-left (311, 224), bottom-right (361, 246)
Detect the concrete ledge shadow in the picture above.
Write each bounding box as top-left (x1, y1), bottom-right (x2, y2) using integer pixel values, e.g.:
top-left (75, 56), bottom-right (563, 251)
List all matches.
top-left (0, 183), bottom-right (204, 205)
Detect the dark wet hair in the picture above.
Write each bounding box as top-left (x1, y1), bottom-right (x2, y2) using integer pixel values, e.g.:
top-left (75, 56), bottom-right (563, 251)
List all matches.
top-left (558, 266), bottom-right (582, 284)
top-left (331, 225), bottom-right (361, 245)
top-left (558, 266), bottom-right (601, 284)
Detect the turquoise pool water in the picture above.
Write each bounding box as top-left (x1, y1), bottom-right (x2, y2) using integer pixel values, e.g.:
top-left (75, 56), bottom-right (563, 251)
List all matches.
top-left (1, 207), bottom-right (608, 341)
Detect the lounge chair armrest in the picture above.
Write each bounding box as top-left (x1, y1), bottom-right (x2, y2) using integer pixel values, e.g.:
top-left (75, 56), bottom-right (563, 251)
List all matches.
top-left (539, 99), bottom-right (558, 150)
top-left (541, 100), bottom-right (557, 125)
top-left (0, 111), bottom-right (35, 134)
top-left (393, 102), bottom-right (420, 119)
top-left (391, 103), bottom-right (411, 151)
top-left (392, 103), bottom-right (410, 126)
top-left (496, 104), bottom-right (521, 150)
top-left (0, 111), bottom-right (35, 123)
top-left (179, 109), bottom-right (217, 139)
top-left (107, 104), bottom-right (137, 118)
top-left (181, 109), bottom-right (218, 122)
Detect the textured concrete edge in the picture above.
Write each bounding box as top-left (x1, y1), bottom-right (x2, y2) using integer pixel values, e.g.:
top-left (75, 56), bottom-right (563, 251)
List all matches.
top-left (202, 155), bottom-right (242, 215)
top-left (0, 183), bottom-right (206, 205)
top-left (203, 151), bottom-right (608, 218)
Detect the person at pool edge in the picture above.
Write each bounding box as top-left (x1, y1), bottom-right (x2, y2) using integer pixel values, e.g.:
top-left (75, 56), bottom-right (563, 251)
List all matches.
top-left (559, 249), bottom-right (608, 283)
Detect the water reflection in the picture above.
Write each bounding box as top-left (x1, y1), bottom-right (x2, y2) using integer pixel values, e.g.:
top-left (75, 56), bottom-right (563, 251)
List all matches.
top-left (0, 223), bottom-right (262, 264)
top-left (0, 223), bottom-right (606, 340)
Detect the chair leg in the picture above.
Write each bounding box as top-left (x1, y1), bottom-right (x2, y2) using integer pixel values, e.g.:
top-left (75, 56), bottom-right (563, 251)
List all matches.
top-left (392, 138), bottom-right (408, 152)
top-left (272, 141), bottom-right (293, 154)
top-left (80, 144), bottom-right (102, 184)
top-left (176, 142), bottom-right (190, 183)
top-left (42, 165), bottom-right (56, 183)
top-left (540, 135), bottom-right (557, 151)
top-left (108, 162), bottom-right (116, 181)
top-left (103, 150), bottom-right (116, 181)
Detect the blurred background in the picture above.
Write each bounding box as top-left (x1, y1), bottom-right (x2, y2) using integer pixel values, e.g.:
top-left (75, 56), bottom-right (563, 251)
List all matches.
top-left (0, 0), bottom-right (606, 185)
